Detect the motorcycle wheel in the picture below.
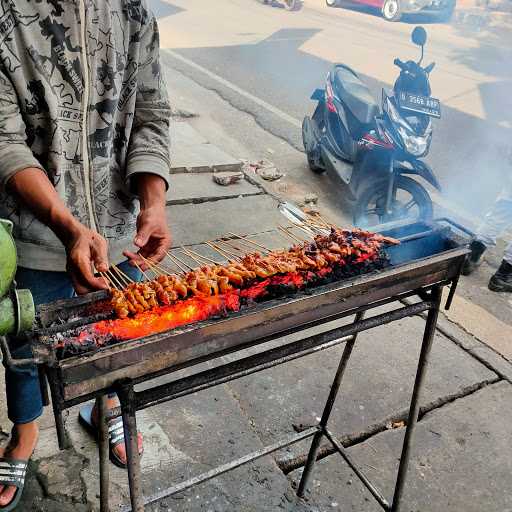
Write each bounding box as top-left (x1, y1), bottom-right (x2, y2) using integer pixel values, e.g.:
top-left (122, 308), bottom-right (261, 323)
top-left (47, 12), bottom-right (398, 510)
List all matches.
top-left (382, 0), bottom-right (402, 21)
top-left (326, 0), bottom-right (340, 6)
top-left (353, 176), bottom-right (433, 227)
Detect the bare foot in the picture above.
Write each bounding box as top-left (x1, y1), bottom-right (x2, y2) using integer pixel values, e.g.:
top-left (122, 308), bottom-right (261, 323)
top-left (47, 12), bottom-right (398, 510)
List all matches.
top-left (91, 397), bottom-right (143, 466)
top-left (0, 422), bottom-right (38, 507)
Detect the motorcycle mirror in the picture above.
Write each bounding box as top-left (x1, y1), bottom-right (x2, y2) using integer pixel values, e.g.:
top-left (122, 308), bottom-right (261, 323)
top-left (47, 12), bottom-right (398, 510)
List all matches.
top-left (411, 26), bottom-right (427, 47)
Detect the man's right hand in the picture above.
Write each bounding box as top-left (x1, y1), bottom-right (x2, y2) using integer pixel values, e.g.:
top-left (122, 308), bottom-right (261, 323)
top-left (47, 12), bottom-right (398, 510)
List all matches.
top-left (65, 225), bottom-right (110, 295)
top-left (7, 168), bottom-right (111, 295)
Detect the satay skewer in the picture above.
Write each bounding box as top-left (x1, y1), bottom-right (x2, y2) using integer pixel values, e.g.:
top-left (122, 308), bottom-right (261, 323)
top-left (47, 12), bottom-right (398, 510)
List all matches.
top-left (180, 246), bottom-right (205, 267)
top-left (133, 261), bottom-right (152, 281)
top-left (139, 255), bottom-right (166, 277)
top-left (227, 232), bottom-right (272, 253)
top-left (113, 264), bottom-right (135, 283)
top-left (207, 241), bottom-right (242, 261)
top-left (100, 271), bottom-right (118, 290)
top-left (105, 270), bottom-right (123, 289)
top-left (182, 247), bottom-right (221, 266)
top-left (169, 251), bottom-right (195, 271)
top-left (165, 251), bottom-right (191, 273)
top-left (278, 226), bottom-right (304, 244)
top-left (216, 239), bottom-right (247, 258)
top-left (111, 265), bottom-right (134, 286)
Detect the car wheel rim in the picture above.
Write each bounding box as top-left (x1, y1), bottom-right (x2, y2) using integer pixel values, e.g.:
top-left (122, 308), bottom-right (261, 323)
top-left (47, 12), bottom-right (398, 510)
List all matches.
top-left (383, 0), bottom-right (399, 18)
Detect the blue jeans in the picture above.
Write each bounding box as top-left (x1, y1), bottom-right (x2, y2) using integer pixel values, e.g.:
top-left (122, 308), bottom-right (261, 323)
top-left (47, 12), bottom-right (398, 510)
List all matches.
top-left (5, 261), bottom-right (141, 424)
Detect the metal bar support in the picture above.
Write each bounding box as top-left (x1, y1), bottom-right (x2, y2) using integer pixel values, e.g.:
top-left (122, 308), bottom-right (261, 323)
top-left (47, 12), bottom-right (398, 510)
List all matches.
top-left (120, 427), bottom-right (318, 512)
top-left (297, 311), bottom-right (364, 497)
top-left (117, 382), bottom-right (144, 512)
top-left (390, 285), bottom-right (442, 511)
top-left (325, 429), bottom-right (390, 510)
top-left (98, 395), bottom-right (110, 512)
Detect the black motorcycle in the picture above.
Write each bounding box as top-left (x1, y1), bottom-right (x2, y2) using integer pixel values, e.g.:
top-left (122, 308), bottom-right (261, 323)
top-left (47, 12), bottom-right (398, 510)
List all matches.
top-left (302, 27), bottom-right (441, 227)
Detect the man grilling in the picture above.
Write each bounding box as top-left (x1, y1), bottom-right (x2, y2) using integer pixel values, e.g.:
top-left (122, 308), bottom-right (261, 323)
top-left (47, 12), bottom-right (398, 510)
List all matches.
top-left (0, 1), bottom-right (171, 508)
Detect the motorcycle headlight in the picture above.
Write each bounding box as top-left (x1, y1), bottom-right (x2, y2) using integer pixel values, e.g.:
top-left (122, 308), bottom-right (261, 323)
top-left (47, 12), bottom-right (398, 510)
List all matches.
top-left (397, 126), bottom-right (429, 156)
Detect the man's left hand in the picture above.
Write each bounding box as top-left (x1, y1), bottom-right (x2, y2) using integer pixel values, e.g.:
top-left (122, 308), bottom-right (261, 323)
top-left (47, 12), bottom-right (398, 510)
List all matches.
top-left (124, 205), bottom-right (171, 269)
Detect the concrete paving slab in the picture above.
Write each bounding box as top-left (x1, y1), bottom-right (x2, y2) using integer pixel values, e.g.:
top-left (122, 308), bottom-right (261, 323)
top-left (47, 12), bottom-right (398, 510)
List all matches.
top-left (171, 121), bottom-right (242, 174)
top-left (167, 194), bottom-right (285, 247)
top-left (166, 172), bottom-right (261, 205)
top-left (288, 381), bottom-right (512, 512)
top-left (227, 311), bottom-right (498, 464)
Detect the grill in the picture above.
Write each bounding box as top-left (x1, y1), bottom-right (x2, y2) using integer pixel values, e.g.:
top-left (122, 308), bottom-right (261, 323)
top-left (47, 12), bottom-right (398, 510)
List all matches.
top-left (1, 218), bottom-right (470, 512)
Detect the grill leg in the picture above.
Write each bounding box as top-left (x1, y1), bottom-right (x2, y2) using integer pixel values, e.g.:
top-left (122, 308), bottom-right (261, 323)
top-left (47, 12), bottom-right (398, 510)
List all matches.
top-left (390, 286), bottom-right (442, 512)
top-left (118, 383), bottom-right (144, 512)
top-left (297, 312), bottom-right (364, 498)
top-left (46, 369), bottom-right (70, 450)
top-left (98, 395), bottom-right (110, 512)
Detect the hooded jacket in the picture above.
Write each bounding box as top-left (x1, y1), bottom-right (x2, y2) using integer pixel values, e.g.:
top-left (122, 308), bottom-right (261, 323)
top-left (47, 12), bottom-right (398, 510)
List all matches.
top-left (0, 0), bottom-right (171, 271)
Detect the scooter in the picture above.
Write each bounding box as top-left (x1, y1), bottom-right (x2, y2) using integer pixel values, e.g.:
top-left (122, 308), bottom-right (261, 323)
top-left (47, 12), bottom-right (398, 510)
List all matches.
top-left (257, 0), bottom-right (302, 10)
top-left (302, 27), bottom-right (441, 227)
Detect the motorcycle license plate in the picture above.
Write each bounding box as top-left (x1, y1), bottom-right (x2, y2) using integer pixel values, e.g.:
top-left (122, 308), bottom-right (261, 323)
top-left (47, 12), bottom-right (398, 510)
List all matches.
top-left (398, 92), bottom-right (441, 118)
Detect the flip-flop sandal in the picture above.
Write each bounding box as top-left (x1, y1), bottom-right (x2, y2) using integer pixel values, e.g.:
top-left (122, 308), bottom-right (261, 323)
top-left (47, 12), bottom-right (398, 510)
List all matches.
top-left (0, 458), bottom-right (28, 512)
top-left (79, 403), bottom-right (144, 470)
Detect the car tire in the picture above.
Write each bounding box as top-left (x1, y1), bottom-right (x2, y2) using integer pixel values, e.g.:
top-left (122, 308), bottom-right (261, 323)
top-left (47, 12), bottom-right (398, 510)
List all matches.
top-left (326, 0), bottom-right (340, 7)
top-left (382, 0), bottom-right (402, 21)
top-left (284, 0), bottom-right (302, 10)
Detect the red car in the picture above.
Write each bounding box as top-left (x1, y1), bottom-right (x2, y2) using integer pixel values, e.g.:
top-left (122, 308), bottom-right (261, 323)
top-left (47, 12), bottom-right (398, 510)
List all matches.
top-left (326, 0), bottom-right (456, 22)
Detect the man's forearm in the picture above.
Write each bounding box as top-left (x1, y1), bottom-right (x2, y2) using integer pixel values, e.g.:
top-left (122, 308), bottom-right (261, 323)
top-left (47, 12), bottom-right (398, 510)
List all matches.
top-left (137, 173), bottom-right (167, 210)
top-left (7, 167), bottom-right (82, 244)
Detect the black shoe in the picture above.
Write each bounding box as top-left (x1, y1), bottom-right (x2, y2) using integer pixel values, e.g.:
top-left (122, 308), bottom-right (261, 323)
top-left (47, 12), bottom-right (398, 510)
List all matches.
top-left (461, 240), bottom-right (487, 276)
top-left (488, 260), bottom-right (512, 292)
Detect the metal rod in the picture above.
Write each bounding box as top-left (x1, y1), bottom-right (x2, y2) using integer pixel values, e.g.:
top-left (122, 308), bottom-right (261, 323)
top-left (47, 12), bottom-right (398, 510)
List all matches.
top-left (298, 311), bottom-right (364, 497)
top-left (324, 429), bottom-right (390, 510)
top-left (126, 303), bottom-right (431, 415)
top-left (98, 395), bottom-right (110, 512)
top-left (119, 427), bottom-right (318, 512)
top-left (390, 286), bottom-right (442, 512)
top-left (117, 383), bottom-right (144, 512)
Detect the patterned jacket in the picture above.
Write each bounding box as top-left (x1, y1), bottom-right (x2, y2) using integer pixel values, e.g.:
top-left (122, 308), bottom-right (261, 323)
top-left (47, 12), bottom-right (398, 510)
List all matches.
top-left (0, 0), bottom-right (171, 271)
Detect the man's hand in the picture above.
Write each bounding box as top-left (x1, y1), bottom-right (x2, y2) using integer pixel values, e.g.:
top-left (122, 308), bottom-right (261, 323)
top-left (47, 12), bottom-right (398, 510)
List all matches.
top-left (123, 173), bottom-right (171, 269)
top-left (65, 225), bottom-right (110, 295)
top-left (7, 168), bottom-right (110, 295)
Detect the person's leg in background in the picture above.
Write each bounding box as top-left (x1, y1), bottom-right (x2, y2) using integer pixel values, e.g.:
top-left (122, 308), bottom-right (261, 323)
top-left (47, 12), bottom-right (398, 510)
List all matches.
top-left (0, 268), bottom-right (75, 507)
top-left (463, 185), bottom-right (512, 291)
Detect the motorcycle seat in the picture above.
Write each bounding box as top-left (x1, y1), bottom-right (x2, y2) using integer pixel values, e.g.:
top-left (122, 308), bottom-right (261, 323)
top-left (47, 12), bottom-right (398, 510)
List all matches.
top-left (332, 66), bottom-right (379, 125)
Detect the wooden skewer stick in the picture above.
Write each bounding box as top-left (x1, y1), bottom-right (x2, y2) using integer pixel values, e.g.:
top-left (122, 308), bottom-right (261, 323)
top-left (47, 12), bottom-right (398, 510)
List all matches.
top-left (165, 251), bottom-right (191, 273)
top-left (112, 264), bottom-right (135, 283)
top-left (182, 247), bottom-right (221, 266)
top-left (111, 265), bottom-right (133, 286)
top-left (142, 256), bottom-right (174, 276)
top-left (133, 261), bottom-right (151, 281)
top-left (227, 232), bottom-right (272, 253)
top-left (216, 239), bottom-right (246, 258)
top-left (205, 241), bottom-right (237, 262)
top-left (169, 251), bottom-right (195, 271)
top-left (99, 271), bottom-right (117, 290)
top-left (180, 246), bottom-right (204, 266)
top-left (209, 241), bottom-right (242, 261)
top-left (278, 225), bottom-right (304, 244)
top-left (105, 269), bottom-right (123, 289)
top-left (139, 255), bottom-right (165, 277)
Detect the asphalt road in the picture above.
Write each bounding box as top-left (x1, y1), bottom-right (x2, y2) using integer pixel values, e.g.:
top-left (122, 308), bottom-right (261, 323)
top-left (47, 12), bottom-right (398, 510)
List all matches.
top-left (154, 0), bottom-right (512, 218)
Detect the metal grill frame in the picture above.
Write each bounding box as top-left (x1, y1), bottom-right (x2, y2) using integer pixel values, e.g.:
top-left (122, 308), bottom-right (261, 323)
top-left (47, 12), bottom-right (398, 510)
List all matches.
top-left (3, 222), bottom-right (470, 512)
